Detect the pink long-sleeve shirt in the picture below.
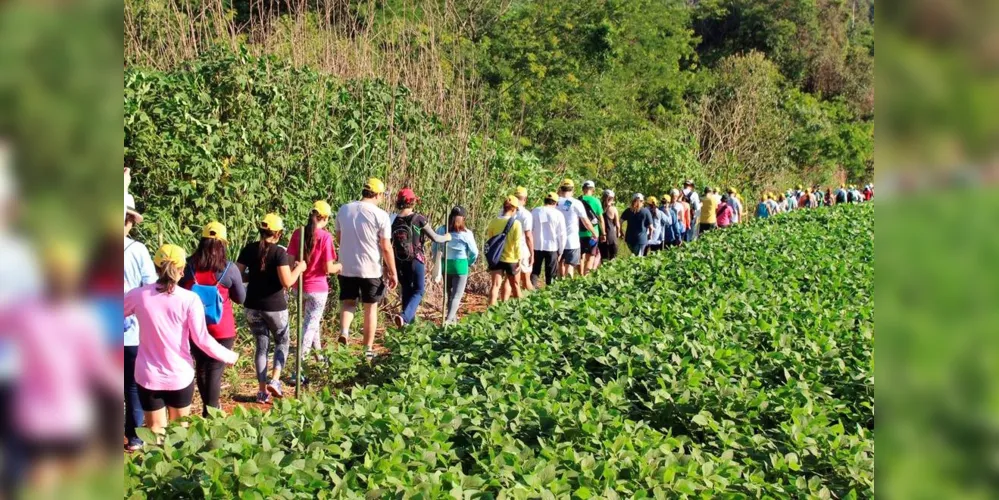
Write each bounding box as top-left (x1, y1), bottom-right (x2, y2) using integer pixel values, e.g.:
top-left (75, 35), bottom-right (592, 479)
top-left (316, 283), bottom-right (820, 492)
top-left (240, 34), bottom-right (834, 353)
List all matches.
top-left (124, 284), bottom-right (238, 391)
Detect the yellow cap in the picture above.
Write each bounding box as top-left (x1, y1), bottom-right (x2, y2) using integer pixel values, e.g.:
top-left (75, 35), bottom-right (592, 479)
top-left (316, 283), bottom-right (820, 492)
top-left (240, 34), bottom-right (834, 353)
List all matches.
top-left (202, 221), bottom-right (228, 243)
top-left (514, 186), bottom-right (528, 198)
top-left (647, 196), bottom-right (658, 205)
top-left (154, 244), bottom-right (187, 268)
top-left (312, 200), bottom-right (333, 218)
top-left (260, 213), bottom-right (284, 232)
top-left (728, 186), bottom-right (736, 194)
top-left (364, 177), bottom-right (386, 194)
top-left (544, 192), bottom-right (558, 202)
top-left (663, 194), bottom-right (673, 203)
top-left (505, 195), bottom-right (521, 208)
top-left (560, 179), bottom-right (575, 190)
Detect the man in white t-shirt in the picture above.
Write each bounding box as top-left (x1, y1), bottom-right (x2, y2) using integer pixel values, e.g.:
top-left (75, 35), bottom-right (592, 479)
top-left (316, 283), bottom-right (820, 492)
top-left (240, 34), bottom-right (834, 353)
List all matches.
top-left (503, 186), bottom-right (535, 299)
top-left (530, 192), bottom-right (566, 287)
top-left (335, 178), bottom-right (398, 360)
top-left (682, 180), bottom-right (701, 242)
top-left (555, 179), bottom-right (595, 279)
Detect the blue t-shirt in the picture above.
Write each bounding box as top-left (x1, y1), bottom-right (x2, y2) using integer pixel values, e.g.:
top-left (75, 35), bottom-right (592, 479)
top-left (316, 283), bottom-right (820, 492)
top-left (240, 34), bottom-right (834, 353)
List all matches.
top-left (756, 202), bottom-right (770, 219)
top-left (124, 237), bottom-right (157, 346)
top-left (621, 207), bottom-right (653, 247)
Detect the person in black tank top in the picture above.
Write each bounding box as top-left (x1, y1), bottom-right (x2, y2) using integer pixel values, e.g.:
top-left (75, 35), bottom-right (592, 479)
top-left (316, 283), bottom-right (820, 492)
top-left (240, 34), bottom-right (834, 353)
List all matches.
top-left (599, 190), bottom-right (620, 261)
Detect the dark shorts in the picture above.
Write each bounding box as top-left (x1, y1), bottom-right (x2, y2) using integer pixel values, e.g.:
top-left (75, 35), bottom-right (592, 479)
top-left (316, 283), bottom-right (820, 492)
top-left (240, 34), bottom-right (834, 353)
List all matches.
top-left (599, 241), bottom-right (618, 261)
top-left (579, 237), bottom-right (599, 255)
top-left (699, 223), bottom-right (717, 233)
top-left (21, 438), bottom-right (87, 462)
top-left (338, 276), bottom-right (386, 304)
top-left (560, 248), bottom-right (582, 266)
top-left (488, 261), bottom-right (518, 277)
top-left (138, 381), bottom-right (195, 412)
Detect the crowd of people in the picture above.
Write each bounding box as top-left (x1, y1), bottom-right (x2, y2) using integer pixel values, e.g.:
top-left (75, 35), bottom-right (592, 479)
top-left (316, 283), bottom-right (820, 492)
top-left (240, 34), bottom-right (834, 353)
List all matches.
top-left (122, 170), bottom-right (874, 451)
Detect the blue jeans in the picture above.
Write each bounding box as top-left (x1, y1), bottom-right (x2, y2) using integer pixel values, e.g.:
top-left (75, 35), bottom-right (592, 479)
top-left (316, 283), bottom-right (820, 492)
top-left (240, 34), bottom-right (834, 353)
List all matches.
top-left (399, 259), bottom-right (426, 325)
top-left (628, 243), bottom-right (646, 257)
top-left (124, 345), bottom-right (143, 444)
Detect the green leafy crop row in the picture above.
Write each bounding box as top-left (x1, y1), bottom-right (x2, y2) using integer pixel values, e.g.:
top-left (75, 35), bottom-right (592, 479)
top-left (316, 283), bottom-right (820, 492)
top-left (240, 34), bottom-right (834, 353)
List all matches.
top-left (125, 205), bottom-right (873, 499)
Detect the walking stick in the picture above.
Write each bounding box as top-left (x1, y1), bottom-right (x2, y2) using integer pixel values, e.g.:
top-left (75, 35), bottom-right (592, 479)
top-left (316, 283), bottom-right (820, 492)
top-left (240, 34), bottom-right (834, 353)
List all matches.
top-left (295, 227), bottom-right (304, 398)
top-left (442, 225), bottom-right (448, 327)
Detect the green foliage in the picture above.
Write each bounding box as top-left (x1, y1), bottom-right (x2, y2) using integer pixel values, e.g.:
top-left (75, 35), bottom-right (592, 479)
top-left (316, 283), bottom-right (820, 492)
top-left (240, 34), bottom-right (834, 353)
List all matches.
top-left (125, 49), bottom-right (543, 250)
top-left (125, 205), bottom-right (874, 498)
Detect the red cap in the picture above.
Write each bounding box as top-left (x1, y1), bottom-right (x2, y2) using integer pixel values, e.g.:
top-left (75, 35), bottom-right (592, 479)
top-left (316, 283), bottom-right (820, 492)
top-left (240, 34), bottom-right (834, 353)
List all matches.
top-left (397, 187), bottom-right (418, 204)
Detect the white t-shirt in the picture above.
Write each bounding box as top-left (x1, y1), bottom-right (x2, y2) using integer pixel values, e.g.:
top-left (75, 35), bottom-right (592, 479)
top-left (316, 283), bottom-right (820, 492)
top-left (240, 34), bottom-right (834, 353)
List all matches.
top-left (683, 189), bottom-right (702, 212)
top-left (556, 196), bottom-right (587, 250)
top-left (335, 201), bottom-right (391, 279)
top-left (531, 206), bottom-right (567, 254)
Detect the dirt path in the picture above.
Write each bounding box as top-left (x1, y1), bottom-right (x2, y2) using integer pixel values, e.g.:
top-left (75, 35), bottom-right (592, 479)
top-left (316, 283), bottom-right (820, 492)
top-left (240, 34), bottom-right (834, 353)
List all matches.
top-left (204, 273), bottom-right (494, 415)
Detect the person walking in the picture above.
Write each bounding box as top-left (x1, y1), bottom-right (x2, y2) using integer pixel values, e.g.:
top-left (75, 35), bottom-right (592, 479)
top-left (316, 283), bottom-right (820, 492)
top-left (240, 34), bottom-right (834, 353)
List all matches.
top-left (578, 181), bottom-right (605, 275)
top-left (717, 195), bottom-right (735, 228)
top-left (236, 213), bottom-right (306, 403)
top-left (661, 195), bottom-right (685, 247)
top-left (698, 187), bottom-right (721, 233)
top-left (125, 244), bottom-right (239, 437)
top-left (645, 197), bottom-right (666, 254)
top-left (335, 178), bottom-right (398, 361)
top-left (486, 195), bottom-right (525, 306)
top-left (727, 188), bottom-right (744, 224)
top-left (123, 199), bottom-right (156, 451)
top-left (286, 201), bottom-right (342, 360)
top-left (756, 195), bottom-right (773, 219)
top-left (531, 192), bottom-right (567, 287)
top-left (598, 190), bottom-right (620, 263)
top-left (389, 188), bottom-right (450, 328)
top-left (620, 193), bottom-right (653, 257)
top-left (431, 206), bottom-right (478, 325)
top-left (682, 181), bottom-right (702, 241)
top-left (179, 222), bottom-right (245, 417)
top-left (555, 180), bottom-right (595, 278)
top-left (502, 187), bottom-right (535, 299)
top-left (672, 189), bottom-right (691, 240)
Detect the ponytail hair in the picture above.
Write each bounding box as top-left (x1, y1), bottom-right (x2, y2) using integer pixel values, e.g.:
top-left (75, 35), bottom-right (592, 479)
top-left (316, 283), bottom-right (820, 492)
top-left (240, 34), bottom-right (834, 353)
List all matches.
top-left (258, 228), bottom-right (280, 271)
top-left (155, 263), bottom-right (183, 294)
top-left (303, 210), bottom-right (320, 259)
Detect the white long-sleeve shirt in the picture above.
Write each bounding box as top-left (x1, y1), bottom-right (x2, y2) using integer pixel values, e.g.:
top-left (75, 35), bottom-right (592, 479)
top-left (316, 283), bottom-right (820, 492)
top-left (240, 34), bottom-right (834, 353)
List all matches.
top-left (531, 205), bottom-right (567, 254)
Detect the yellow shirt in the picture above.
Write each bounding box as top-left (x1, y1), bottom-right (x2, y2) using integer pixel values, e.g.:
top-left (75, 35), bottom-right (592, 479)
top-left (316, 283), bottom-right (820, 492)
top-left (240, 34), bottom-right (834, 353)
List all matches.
top-left (699, 194), bottom-right (721, 224)
top-left (486, 216), bottom-right (523, 264)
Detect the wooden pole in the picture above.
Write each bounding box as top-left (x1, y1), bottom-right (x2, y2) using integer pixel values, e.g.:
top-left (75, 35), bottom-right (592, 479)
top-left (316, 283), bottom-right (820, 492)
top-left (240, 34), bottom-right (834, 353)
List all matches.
top-left (295, 226), bottom-right (304, 398)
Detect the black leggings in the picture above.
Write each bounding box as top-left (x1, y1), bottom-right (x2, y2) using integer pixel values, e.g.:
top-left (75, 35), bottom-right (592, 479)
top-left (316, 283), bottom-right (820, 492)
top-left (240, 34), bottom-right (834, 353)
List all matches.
top-left (531, 250), bottom-right (559, 287)
top-left (191, 337), bottom-right (236, 417)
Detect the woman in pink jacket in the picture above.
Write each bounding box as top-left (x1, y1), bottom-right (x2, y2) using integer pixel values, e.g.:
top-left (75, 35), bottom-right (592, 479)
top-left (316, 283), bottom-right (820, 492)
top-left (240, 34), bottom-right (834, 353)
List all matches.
top-left (124, 244), bottom-right (238, 437)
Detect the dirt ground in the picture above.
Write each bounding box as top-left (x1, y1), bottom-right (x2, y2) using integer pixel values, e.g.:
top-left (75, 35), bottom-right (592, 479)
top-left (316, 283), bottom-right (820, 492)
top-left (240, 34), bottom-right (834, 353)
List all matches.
top-left (205, 271), bottom-right (496, 415)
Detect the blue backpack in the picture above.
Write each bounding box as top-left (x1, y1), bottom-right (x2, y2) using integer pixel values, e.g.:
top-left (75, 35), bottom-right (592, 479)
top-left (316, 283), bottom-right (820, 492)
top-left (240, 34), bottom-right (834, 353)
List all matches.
top-left (190, 262), bottom-right (231, 325)
top-left (484, 217), bottom-right (516, 268)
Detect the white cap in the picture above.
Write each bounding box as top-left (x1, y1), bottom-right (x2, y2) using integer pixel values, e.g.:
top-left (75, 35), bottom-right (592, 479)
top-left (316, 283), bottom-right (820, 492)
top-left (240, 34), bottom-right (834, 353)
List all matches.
top-left (582, 180), bottom-right (596, 189)
top-left (603, 189), bottom-right (615, 198)
top-left (632, 193), bottom-right (644, 201)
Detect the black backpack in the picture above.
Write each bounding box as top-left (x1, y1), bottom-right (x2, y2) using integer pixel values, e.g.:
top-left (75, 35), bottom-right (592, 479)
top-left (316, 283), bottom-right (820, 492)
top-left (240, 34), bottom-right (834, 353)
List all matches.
top-left (581, 199), bottom-right (600, 232)
top-left (391, 214), bottom-right (420, 262)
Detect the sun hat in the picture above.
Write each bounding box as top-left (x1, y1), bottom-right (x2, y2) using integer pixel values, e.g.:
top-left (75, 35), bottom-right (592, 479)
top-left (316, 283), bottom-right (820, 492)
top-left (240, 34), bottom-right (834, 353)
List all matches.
top-left (202, 221), bottom-right (228, 243)
top-left (397, 187), bottom-right (418, 204)
top-left (684, 179), bottom-right (695, 187)
top-left (260, 213), bottom-right (284, 232)
top-left (124, 194), bottom-right (143, 224)
top-left (312, 200), bottom-right (333, 217)
top-left (514, 186), bottom-right (528, 198)
top-left (154, 244), bottom-right (187, 268)
top-left (364, 178), bottom-right (386, 194)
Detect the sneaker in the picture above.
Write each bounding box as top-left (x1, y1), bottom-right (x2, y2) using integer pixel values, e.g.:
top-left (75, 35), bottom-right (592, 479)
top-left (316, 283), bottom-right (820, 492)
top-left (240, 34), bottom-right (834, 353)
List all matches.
top-left (337, 333), bottom-right (349, 345)
top-left (125, 439), bottom-right (143, 453)
top-left (256, 391), bottom-right (271, 404)
top-left (393, 314), bottom-right (405, 328)
top-left (365, 348), bottom-right (377, 362)
top-left (266, 379), bottom-right (284, 399)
